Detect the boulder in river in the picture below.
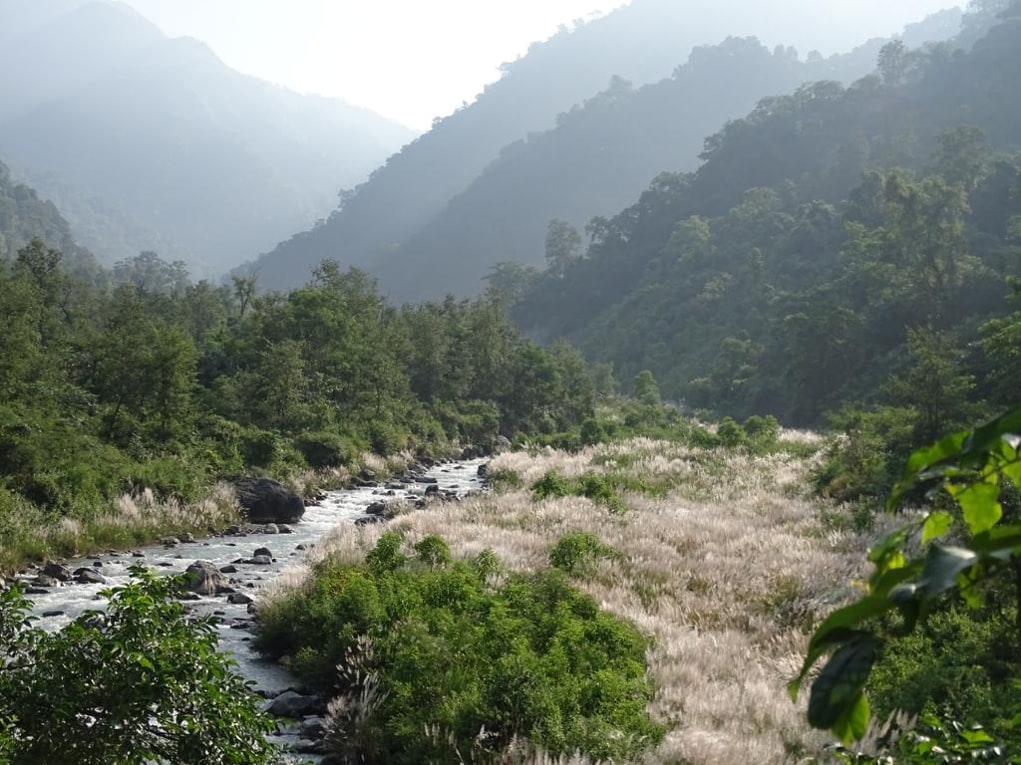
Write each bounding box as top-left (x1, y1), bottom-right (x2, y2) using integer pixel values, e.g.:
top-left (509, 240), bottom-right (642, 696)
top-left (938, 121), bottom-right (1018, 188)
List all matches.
top-left (185, 561), bottom-right (227, 596)
top-left (43, 562), bottom-right (72, 582)
top-left (73, 568), bottom-right (107, 585)
top-left (265, 690), bottom-right (320, 718)
top-left (234, 478), bottom-right (306, 524)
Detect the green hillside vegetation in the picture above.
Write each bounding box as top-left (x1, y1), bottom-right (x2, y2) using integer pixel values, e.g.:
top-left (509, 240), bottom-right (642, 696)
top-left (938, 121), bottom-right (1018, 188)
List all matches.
top-left (0, 241), bottom-right (595, 569)
top-left (0, 161), bottom-right (99, 278)
top-left (513, 6), bottom-right (1021, 447)
top-left (371, 35), bottom-right (899, 301)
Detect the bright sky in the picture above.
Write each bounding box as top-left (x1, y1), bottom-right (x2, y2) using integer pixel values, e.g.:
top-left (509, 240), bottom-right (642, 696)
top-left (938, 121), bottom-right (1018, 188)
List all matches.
top-left (120, 0), bottom-right (960, 131)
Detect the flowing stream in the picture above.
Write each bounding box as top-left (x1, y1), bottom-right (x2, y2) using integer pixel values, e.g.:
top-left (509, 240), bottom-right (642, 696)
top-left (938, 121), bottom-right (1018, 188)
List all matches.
top-left (24, 458), bottom-right (488, 760)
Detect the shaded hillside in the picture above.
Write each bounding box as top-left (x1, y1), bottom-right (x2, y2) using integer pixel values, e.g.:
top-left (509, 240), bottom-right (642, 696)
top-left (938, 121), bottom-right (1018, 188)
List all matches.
top-left (0, 160), bottom-right (98, 275)
top-left (371, 35), bottom-right (901, 301)
top-left (513, 8), bottom-right (1021, 425)
top-left (244, 0), bottom-right (961, 292)
top-left (0, 0), bottom-right (414, 277)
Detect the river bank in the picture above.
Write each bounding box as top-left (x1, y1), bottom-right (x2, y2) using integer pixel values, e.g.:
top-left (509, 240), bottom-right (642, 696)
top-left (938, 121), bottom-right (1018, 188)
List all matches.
top-left (17, 458), bottom-right (487, 761)
top-left (257, 434), bottom-right (890, 764)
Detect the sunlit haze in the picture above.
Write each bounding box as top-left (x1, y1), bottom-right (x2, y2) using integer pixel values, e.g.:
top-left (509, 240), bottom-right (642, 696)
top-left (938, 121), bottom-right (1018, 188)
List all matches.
top-left (120, 0), bottom-right (958, 130)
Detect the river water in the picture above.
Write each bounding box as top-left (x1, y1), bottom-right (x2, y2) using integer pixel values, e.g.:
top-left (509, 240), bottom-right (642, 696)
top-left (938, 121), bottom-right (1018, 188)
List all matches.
top-left (24, 458), bottom-right (488, 759)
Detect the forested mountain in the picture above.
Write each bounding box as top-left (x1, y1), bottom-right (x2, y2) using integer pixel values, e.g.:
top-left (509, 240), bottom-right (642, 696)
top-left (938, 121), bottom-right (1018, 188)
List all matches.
top-left (0, 0), bottom-right (414, 277)
top-left (0, 160), bottom-right (100, 277)
top-left (370, 33), bottom-right (923, 301)
top-left (243, 1), bottom-right (961, 294)
top-left (512, 3), bottom-right (1021, 426)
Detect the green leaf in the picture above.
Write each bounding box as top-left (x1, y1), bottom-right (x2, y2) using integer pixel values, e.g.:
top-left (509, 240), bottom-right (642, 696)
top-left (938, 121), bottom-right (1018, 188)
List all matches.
top-left (790, 597), bottom-right (890, 698)
top-left (831, 691), bottom-right (871, 745)
top-left (917, 545), bottom-right (979, 601)
top-left (948, 479), bottom-right (1002, 535)
top-left (922, 511), bottom-right (954, 544)
top-left (807, 635), bottom-right (881, 734)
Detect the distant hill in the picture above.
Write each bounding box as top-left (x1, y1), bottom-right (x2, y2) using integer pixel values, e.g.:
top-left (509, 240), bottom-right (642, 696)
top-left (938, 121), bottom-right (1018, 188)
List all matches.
top-left (0, 159), bottom-right (98, 274)
top-left (0, 0), bottom-right (415, 277)
top-left (245, 0), bottom-right (962, 296)
top-left (511, 7), bottom-right (1021, 424)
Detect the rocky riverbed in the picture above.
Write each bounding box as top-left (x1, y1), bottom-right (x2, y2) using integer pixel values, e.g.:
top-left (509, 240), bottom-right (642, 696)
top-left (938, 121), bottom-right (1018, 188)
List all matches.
top-left (19, 458), bottom-right (488, 762)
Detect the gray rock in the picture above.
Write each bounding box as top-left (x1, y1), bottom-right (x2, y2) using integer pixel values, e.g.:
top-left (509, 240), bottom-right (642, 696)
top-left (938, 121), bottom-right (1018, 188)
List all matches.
top-left (234, 478), bottom-right (306, 524)
top-left (355, 516), bottom-right (383, 526)
top-left (227, 592), bottom-right (253, 605)
top-left (73, 568), bottom-right (107, 585)
top-left (299, 717), bottom-right (327, 740)
top-left (248, 555), bottom-right (273, 566)
top-left (253, 547), bottom-right (273, 558)
top-left (42, 562), bottom-right (71, 582)
top-left (185, 561), bottom-right (226, 596)
top-left (265, 690), bottom-right (319, 718)
top-left (220, 565), bottom-right (238, 574)
top-left (34, 575), bottom-right (59, 588)
top-left (262, 523), bottom-right (279, 535)
top-left (366, 501), bottom-right (387, 516)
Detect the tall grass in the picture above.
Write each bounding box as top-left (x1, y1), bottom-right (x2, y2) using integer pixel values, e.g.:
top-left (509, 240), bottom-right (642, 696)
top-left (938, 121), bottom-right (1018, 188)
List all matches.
top-left (0, 483), bottom-right (241, 572)
top-left (261, 436), bottom-right (881, 764)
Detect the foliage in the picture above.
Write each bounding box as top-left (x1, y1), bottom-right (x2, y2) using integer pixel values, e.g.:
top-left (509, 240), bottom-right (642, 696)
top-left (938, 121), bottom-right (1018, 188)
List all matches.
top-left (548, 532), bottom-right (620, 576)
top-left (513, 16), bottom-right (1021, 428)
top-left (254, 536), bottom-right (663, 763)
top-left (0, 242), bottom-right (598, 567)
top-left (0, 569), bottom-right (274, 764)
top-left (791, 406), bottom-right (1021, 744)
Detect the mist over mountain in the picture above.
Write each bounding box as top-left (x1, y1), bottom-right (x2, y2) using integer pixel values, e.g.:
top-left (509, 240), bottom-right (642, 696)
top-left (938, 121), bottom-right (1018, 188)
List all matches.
top-left (0, 0), bottom-right (415, 277)
top-left (511, 5), bottom-right (1021, 423)
top-left (244, 0), bottom-right (962, 295)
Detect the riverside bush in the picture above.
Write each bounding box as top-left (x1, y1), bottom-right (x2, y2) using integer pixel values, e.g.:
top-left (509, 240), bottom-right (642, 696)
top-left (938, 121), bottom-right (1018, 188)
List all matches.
top-left (0, 569), bottom-right (273, 764)
top-left (255, 534), bottom-right (663, 763)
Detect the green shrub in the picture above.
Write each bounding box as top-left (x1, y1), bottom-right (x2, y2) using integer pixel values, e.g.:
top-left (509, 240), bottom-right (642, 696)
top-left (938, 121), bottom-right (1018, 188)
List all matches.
top-left (239, 428), bottom-right (280, 467)
top-left (716, 417), bottom-right (747, 448)
top-left (531, 470), bottom-right (573, 502)
top-left (579, 418), bottom-right (608, 446)
top-left (294, 430), bottom-right (351, 468)
top-left (255, 537), bottom-right (663, 763)
top-left (0, 570), bottom-right (273, 764)
top-left (743, 414), bottom-right (780, 451)
top-left (549, 532), bottom-right (618, 575)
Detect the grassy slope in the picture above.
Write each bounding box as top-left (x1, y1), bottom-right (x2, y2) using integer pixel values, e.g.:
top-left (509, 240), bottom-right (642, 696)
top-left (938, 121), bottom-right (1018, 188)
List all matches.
top-left (261, 433), bottom-right (884, 764)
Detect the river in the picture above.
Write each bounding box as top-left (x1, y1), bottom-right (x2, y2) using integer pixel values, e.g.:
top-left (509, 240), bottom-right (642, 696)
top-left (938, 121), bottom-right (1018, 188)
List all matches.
top-left (24, 458), bottom-right (488, 760)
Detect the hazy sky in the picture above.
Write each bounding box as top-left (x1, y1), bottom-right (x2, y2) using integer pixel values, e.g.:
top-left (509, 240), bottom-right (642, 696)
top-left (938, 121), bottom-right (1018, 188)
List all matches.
top-left (120, 0), bottom-right (959, 130)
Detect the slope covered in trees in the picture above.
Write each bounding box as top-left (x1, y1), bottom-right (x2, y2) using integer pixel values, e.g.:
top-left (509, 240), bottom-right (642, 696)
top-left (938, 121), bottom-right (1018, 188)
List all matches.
top-left (0, 160), bottom-right (101, 278)
top-left (243, 1), bottom-right (961, 294)
top-left (0, 0), bottom-right (414, 277)
top-left (512, 4), bottom-right (1021, 428)
top-left (371, 34), bottom-right (911, 301)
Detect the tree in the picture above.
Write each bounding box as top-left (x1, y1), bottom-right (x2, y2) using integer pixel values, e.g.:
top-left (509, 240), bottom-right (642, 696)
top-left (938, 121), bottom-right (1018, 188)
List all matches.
top-left (633, 370), bottom-right (661, 407)
top-left (877, 40), bottom-right (908, 86)
top-left (887, 326), bottom-right (976, 444)
top-left (544, 218), bottom-right (583, 277)
top-left (0, 569), bottom-right (274, 764)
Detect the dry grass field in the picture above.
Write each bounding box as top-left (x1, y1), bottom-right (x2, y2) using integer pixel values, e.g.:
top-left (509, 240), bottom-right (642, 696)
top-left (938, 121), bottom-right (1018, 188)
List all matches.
top-left (264, 435), bottom-right (886, 764)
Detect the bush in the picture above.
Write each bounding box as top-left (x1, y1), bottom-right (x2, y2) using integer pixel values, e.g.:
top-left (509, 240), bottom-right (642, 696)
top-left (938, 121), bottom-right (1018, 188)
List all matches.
top-left (240, 428), bottom-right (280, 468)
top-left (0, 569), bottom-right (273, 764)
top-left (294, 430), bottom-right (351, 468)
top-left (549, 532), bottom-right (618, 575)
top-left (255, 538), bottom-right (663, 763)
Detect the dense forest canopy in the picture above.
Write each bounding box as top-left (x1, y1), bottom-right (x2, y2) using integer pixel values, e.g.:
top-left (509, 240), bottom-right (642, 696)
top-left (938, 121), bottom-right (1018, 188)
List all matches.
top-left (510, 6), bottom-right (1021, 428)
